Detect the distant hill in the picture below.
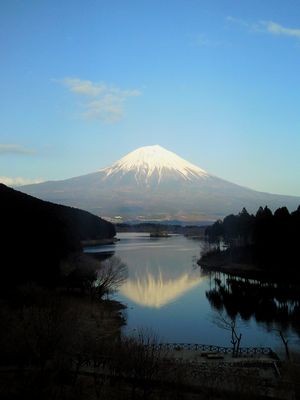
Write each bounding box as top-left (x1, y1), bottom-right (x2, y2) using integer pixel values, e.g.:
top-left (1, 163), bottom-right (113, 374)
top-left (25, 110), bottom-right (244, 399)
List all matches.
top-left (0, 184), bottom-right (115, 287)
top-left (20, 145), bottom-right (300, 222)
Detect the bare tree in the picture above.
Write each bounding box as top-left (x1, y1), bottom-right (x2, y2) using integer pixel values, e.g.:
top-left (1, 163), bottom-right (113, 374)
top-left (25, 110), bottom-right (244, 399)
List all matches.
top-left (95, 256), bottom-right (127, 298)
top-left (61, 254), bottom-right (127, 299)
top-left (212, 311), bottom-right (242, 357)
top-left (272, 329), bottom-right (290, 361)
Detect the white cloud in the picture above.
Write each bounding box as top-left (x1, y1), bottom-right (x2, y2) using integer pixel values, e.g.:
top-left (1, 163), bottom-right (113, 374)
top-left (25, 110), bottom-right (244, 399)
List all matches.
top-left (261, 21), bottom-right (300, 39)
top-left (60, 78), bottom-right (141, 123)
top-left (0, 176), bottom-right (44, 187)
top-left (0, 144), bottom-right (35, 155)
top-left (61, 78), bottom-right (106, 96)
top-left (227, 16), bottom-right (300, 40)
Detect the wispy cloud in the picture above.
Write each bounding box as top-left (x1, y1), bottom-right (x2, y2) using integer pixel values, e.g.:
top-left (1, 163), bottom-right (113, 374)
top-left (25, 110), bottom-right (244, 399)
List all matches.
top-left (260, 21), bottom-right (300, 39)
top-left (188, 33), bottom-right (226, 48)
top-left (59, 78), bottom-right (141, 123)
top-left (62, 78), bottom-right (106, 96)
top-left (227, 16), bottom-right (300, 40)
top-left (0, 144), bottom-right (35, 155)
top-left (0, 176), bottom-right (44, 187)
top-left (226, 16), bottom-right (250, 29)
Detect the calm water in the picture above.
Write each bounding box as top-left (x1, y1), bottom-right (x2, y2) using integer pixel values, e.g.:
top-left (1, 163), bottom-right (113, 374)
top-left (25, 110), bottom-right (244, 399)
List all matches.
top-left (85, 232), bottom-right (299, 350)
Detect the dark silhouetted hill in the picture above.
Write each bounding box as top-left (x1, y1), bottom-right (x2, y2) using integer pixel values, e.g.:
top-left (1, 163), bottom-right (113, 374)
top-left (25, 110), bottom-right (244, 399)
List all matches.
top-left (0, 184), bottom-right (115, 287)
top-left (203, 205), bottom-right (300, 275)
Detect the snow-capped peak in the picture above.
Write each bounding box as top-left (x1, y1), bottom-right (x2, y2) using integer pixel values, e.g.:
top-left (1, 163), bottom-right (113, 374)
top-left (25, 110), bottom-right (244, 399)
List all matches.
top-left (102, 145), bottom-right (209, 183)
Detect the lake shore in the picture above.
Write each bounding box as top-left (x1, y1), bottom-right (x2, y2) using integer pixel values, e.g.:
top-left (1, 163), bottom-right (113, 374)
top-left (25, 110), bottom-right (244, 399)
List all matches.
top-left (198, 258), bottom-right (266, 279)
top-left (197, 247), bottom-right (266, 279)
top-left (81, 237), bottom-right (119, 246)
top-left (197, 249), bottom-right (300, 283)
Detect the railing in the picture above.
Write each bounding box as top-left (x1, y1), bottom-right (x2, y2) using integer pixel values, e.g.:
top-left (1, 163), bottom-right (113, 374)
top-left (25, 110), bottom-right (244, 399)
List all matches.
top-left (150, 343), bottom-right (274, 356)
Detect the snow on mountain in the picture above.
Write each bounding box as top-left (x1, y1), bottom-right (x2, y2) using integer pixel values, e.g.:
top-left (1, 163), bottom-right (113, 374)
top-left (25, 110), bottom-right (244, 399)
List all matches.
top-left (19, 145), bottom-right (300, 222)
top-left (102, 145), bottom-right (209, 184)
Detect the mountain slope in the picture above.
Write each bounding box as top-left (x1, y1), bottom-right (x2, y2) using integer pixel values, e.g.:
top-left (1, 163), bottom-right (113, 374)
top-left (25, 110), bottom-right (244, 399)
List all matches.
top-left (20, 145), bottom-right (300, 222)
top-left (0, 184), bottom-right (115, 286)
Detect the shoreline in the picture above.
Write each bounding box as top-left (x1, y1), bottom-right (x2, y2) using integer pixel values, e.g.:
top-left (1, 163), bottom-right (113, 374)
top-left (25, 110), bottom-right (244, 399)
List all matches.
top-left (197, 258), bottom-right (266, 279)
top-left (198, 254), bottom-right (300, 283)
top-left (81, 237), bottom-right (119, 246)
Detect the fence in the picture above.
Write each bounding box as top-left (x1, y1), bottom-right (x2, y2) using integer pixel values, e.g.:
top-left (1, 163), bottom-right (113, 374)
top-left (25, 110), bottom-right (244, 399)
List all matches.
top-left (151, 343), bottom-right (274, 356)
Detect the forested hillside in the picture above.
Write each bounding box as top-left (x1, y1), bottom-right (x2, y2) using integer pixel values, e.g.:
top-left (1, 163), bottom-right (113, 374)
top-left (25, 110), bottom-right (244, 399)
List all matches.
top-left (204, 206), bottom-right (300, 273)
top-left (0, 184), bottom-right (115, 287)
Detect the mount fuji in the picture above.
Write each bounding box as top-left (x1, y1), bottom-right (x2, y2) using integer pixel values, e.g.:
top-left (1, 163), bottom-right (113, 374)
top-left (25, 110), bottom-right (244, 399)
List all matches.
top-left (20, 145), bottom-right (300, 223)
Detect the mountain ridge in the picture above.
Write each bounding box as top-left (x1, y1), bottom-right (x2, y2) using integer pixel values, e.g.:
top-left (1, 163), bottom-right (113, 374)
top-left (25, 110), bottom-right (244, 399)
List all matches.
top-left (19, 145), bottom-right (300, 222)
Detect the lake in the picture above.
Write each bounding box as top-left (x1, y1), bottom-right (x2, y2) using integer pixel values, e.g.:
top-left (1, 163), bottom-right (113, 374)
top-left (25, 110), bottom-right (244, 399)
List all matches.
top-left (85, 232), bottom-right (299, 351)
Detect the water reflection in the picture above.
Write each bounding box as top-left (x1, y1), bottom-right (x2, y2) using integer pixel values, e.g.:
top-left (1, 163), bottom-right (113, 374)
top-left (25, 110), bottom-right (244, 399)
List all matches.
top-left (112, 234), bottom-right (203, 308)
top-left (85, 234), bottom-right (204, 309)
top-left (120, 267), bottom-right (203, 308)
top-left (85, 233), bottom-right (300, 346)
top-left (205, 272), bottom-right (300, 337)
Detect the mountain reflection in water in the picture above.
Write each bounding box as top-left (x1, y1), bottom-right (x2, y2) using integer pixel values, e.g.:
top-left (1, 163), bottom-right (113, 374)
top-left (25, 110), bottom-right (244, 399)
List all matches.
top-left (120, 267), bottom-right (203, 308)
top-left (112, 234), bottom-right (203, 308)
top-left (85, 233), bottom-right (300, 346)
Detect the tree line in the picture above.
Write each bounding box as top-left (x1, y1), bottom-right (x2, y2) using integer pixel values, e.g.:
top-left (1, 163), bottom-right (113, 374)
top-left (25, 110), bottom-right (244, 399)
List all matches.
top-left (205, 205), bottom-right (300, 273)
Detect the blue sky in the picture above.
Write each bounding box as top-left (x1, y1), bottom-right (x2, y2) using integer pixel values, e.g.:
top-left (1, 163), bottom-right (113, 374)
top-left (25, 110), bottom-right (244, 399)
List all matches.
top-left (1, 0), bottom-right (300, 195)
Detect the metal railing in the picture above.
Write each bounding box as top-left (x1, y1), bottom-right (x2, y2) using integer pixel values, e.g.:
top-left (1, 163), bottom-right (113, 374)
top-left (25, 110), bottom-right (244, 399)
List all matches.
top-left (151, 343), bottom-right (273, 356)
